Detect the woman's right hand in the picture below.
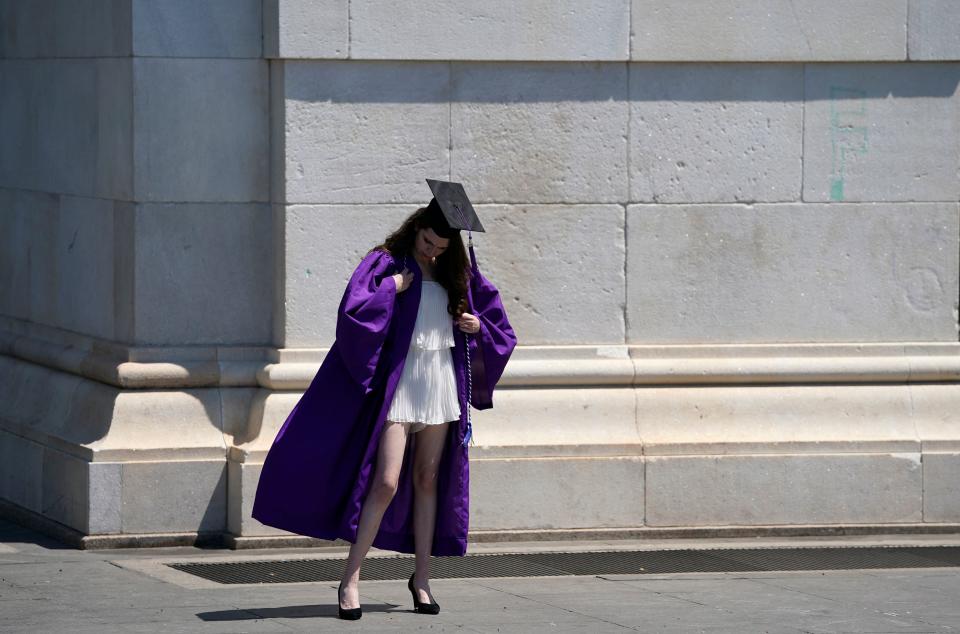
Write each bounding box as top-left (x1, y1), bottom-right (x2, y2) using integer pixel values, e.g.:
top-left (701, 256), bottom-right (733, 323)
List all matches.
top-left (392, 268), bottom-right (414, 293)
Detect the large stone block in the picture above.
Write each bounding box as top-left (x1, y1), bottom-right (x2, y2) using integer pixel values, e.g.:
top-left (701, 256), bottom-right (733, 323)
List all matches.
top-left (268, 65), bottom-right (286, 204)
top-left (470, 456), bottom-right (643, 530)
top-left (452, 63), bottom-right (628, 203)
top-left (232, 391), bottom-right (302, 455)
top-left (470, 204), bottom-right (624, 344)
top-left (908, 0), bottom-right (960, 61)
top-left (629, 64), bottom-right (803, 203)
top-left (262, 0), bottom-right (348, 59)
top-left (39, 447), bottom-right (99, 533)
top-left (133, 204), bottom-right (272, 345)
top-left (56, 196), bottom-right (115, 341)
top-left (631, 0), bottom-right (906, 61)
top-left (282, 205), bottom-right (414, 347)
top-left (351, 0), bottom-right (630, 61)
top-left (132, 0), bottom-right (262, 58)
top-left (0, 0), bottom-right (132, 58)
top-left (90, 389), bottom-right (227, 458)
top-left (88, 461), bottom-right (123, 534)
top-left (0, 62), bottom-right (32, 190)
top-left (803, 63), bottom-right (960, 202)
top-left (638, 384), bottom-right (921, 456)
top-left (912, 383), bottom-right (960, 452)
top-left (0, 430), bottom-right (43, 513)
top-left (626, 203), bottom-right (960, 343)
top-left (121, 461), bottom-right (226, 533)
top-left (923, 453), bottom-right (960, 521)
top-left (112, 202), bottom-right (136, 343)
top-left (133, 58), bottom-right (268, 202)
top-left (645, 453), bottom-right (922, 526)
top-left (228, 460), bottom-right (281, 536)
top-left (24, 194), bottom-right (59, 329)
top-left (469, 386), bottom-right (637, 449)
top-left (95, 58), bottom-right (134, 200)
top-left (0, 59), bottom-right (132, 200)
top-left (0, 355), bottom-right (86, 448)
top-left (280, 61), bottom-right (450, 204)
top-left (0, 190), bottom-right (55, 322)
top-left (36, 60), bottom-right (99, 196)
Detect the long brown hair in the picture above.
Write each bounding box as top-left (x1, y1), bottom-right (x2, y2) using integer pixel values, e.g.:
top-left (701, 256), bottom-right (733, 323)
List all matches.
top-left (369, 206), bottom-right (471, 317)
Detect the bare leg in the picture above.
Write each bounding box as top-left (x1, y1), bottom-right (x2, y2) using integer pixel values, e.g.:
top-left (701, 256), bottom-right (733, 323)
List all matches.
top-left (410, 420), bottom-right (450, 604)
top-left (339, 420), bottom-right (409, 610)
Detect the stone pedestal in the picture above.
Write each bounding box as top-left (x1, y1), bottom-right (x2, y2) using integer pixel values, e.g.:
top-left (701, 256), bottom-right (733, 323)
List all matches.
top-left (1, 0), bottom-right (958, 548)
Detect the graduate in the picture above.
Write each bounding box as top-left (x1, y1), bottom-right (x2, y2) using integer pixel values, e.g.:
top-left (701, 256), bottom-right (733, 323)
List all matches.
top-left (251, 179), bottom-right (517, 620)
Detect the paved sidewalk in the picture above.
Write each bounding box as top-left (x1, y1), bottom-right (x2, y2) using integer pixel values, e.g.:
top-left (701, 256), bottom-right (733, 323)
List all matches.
top-left (1, 518), bottom-right (959, 633)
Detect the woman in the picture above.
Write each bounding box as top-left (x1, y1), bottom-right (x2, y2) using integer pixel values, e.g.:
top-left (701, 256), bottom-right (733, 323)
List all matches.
top-left (251, 192), bottom-right (517, 621)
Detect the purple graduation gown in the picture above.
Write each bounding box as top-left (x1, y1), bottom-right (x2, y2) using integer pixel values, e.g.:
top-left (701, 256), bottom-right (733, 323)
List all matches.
top-left (251, 247), bottom-right (517, 556)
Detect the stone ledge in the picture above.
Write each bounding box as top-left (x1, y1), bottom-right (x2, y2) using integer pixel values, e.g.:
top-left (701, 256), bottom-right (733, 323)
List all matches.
top-left (2, 318), bottom-right (958, 390)
top-left (225, 524), bottom-right (960, 551)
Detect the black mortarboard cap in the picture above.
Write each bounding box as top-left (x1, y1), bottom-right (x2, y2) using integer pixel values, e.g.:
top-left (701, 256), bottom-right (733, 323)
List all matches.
top-left (426, 179), bottom-right (485, 234)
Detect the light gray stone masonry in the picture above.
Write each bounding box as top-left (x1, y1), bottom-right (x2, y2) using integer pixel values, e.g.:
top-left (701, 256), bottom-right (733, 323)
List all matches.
top-left (133, 58), bottom-right (269, 203)
top-left (5, 1), bottom-right (956, 64)
top-left (645, 453), bottom-right (922, 526)
top-left (280, 61), bottom-right (449, 204)
top-left (467, 205), bottom-right (625, 345)
top-left (470, 456), bottom-right (645, 530)
top-left (803, 63), bottom-right (960, 203)
top-left (280, 204), bottom-right (625, 347)
top-left (281, 205), bottom-right (415, 347)
top-left (262, 0), bottom-right (348, 60)
top-left (351, 0), bottom-right (630, 61)
top-left (273, 61), bottom-right (960, 207)
top-left (627, 203), bottom-right (960, 344)
top-left (0, 0), bottom-right (261, 59)
top-left (132, 204), bottom-right (273, 346)
top-left (631, 0), bottom-right (907, 62)
top-left (629, 64), bottom-right (803, 203)
top-left (3, 1), bottom-right (960, 545)
top-left (120, 461), bottom-right (226, 533)
top-left (132, 0), bottom-right (262, 58)
top-left (0, 196), bottom-right (273, 346)
top-left (256, 0), bottom-right (936, 62)
top-left (452, 64), bottom-right (628, 203)
top-left (0, 0), bottom-right (132, 58)
top-left (923, 453), bottom-right (960, 522)
top-left (908, 0), bottom-right (960, 61)
top-left (0, 59), bottom-right (133, 200)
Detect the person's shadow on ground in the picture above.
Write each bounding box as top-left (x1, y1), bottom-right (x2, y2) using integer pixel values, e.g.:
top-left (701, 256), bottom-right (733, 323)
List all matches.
top-left (197, 601), bottom-right (402, 621)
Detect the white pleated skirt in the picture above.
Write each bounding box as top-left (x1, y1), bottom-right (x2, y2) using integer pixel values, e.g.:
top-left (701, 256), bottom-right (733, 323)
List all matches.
top-left (386, 280), bottom-right (461, 433)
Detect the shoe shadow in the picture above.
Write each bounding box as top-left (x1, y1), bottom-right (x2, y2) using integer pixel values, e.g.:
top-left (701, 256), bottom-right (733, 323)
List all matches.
top-left (197, 602), bottom-right (399, 621)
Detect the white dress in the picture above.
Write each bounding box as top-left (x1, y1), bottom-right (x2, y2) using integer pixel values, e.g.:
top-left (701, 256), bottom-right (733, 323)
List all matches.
top-left (385, 280), bottom-right (461, 433)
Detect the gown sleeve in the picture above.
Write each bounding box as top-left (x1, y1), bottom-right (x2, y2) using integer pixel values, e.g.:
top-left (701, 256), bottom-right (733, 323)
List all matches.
top-left (467, 266), bottom-right (518, 410)
top-left (335, 249), bottom-right (398, 393)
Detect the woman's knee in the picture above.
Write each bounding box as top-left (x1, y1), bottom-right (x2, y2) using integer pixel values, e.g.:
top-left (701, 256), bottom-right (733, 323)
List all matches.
top-left (370, 474), bottom-right (399, 502)
top-left (413, 464), bottom-right (439, 494)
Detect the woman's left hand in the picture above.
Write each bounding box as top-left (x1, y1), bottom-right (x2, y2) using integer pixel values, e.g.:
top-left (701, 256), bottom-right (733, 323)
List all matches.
top-left (456, 313), bottom-right (481, 334)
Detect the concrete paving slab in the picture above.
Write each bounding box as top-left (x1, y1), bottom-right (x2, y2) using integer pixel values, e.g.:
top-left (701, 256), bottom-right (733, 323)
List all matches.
top-left (2, 517), bottom-right (960, 632)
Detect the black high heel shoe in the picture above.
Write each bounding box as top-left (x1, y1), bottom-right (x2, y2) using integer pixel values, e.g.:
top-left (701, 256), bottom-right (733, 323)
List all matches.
top-left (338, 581), bottom-right (362, 620)
top-left (408, 573), bottom-right (440, 614)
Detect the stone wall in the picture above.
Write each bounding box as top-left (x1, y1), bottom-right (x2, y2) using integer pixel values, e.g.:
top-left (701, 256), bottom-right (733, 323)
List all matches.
top-left (0, 1), bottom-right (958, 545)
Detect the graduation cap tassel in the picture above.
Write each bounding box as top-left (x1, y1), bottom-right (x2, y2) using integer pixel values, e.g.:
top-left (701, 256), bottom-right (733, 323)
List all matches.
top-left (462, 231), bottom-right (475, 448)
top-left (462, 331), bottom-right (474, 447)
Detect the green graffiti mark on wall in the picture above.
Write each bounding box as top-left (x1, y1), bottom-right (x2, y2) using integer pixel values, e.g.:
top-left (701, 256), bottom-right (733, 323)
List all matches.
top-left (829, 86), bottom-right (868, 201)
